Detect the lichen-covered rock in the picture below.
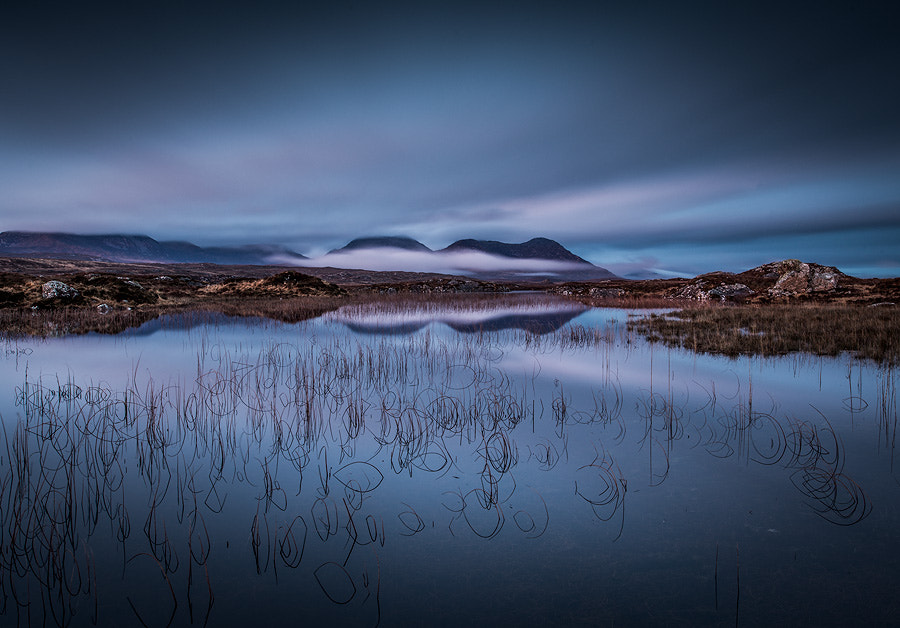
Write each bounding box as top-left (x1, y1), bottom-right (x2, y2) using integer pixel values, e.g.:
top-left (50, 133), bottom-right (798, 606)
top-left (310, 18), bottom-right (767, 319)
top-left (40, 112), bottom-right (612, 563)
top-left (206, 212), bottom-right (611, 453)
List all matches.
top-left (671, 280), bottom-right (712, 300)
top-left (708, 283), bottom-right (754, 300)
top-left (671, 281), bottom-right (754, 302)
top-left (809, 269), bottom-right (839, 292)
top-left (767, 260), bottom-right (841, 297)
top-left (42, 280), bottom-right (79, 300)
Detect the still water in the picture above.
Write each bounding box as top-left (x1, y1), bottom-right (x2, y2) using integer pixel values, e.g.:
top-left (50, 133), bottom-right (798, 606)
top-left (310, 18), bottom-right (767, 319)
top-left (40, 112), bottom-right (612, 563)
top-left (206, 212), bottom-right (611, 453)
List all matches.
top-left (0, 295), bottom-right (897, 626)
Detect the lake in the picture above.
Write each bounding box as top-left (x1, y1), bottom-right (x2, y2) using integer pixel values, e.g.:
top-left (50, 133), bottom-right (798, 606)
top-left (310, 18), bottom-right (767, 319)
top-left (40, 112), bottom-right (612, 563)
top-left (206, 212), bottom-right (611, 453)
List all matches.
top-left (1, 294), bottom-right (897, 626)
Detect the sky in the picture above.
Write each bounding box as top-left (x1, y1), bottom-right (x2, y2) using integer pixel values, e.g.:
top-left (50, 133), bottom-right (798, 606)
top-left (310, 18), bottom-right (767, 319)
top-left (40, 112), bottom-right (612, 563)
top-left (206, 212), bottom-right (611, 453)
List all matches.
top-left (2, 1), bottom-right (899, 277)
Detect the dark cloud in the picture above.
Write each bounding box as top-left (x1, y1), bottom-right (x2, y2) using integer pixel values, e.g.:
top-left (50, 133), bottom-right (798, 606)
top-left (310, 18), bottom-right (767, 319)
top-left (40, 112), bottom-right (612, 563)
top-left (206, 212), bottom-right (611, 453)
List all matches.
top-left (1, 1), bottom-right (898, 276)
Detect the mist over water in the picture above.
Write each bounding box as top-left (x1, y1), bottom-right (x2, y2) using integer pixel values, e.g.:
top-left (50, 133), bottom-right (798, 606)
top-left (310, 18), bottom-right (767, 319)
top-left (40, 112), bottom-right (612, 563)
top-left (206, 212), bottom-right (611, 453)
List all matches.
top-left (0, 295), bottom-right (897, 626)
top-left (272, 248), bottom-right (595, 275)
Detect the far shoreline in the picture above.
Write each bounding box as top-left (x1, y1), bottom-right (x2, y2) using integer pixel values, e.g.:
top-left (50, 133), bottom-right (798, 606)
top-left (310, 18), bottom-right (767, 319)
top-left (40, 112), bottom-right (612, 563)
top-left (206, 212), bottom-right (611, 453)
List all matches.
top-left (0, 257), bottom-right (896, 364)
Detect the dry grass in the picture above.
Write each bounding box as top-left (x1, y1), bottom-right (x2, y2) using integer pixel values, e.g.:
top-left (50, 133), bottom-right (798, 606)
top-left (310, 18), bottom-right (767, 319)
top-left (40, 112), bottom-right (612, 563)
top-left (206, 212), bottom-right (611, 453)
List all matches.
top-left (0, 296), bottom-right (350, 337)
top-left (0, 292), bottom-right (573, 337)
top-left (628, 303), bottom-right (900, 363)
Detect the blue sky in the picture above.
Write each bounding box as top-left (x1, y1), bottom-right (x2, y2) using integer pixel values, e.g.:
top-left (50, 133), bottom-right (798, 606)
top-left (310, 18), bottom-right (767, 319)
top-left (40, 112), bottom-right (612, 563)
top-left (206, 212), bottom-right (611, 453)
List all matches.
top-left (2, 2), bottom-right (898, 277)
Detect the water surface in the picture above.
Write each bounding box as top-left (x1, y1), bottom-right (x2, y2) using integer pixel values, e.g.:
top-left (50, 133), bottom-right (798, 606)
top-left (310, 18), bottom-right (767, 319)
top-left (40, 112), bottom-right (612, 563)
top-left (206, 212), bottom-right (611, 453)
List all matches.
top-left (1, 295), bottom-right (897, 626)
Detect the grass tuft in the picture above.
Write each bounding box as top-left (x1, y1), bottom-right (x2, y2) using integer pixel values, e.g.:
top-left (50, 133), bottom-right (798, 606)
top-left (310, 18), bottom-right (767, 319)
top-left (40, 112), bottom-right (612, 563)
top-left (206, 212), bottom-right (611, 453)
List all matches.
top-left (628, 304), bottom-right (900, 363)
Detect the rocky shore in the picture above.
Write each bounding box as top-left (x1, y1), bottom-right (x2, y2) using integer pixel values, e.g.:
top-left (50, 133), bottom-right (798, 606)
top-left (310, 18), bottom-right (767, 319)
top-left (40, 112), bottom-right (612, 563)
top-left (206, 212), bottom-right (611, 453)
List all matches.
top-left (555, 259), bottom-right (899, 305)
top-left (0, 257), bottom-right (896, 339)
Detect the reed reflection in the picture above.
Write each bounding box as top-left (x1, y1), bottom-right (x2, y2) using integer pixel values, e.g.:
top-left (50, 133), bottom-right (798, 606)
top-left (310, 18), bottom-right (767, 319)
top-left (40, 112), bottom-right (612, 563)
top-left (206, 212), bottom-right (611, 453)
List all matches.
top-left (0, 304), bottom-right (895, 626)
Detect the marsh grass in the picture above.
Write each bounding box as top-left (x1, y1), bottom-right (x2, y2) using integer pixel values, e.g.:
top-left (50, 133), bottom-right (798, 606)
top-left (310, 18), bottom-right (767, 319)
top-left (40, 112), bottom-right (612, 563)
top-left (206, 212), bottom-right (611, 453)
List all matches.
top-left (629, 304), bottom-right (900, 363)
top-left (8, 290), bottom-right (897, 368)
top-left (0, 304), bottom-right (160, 336)
top-left (0, 296), bottom-right (348, 337)
top-left (0, 292), bottom-right (580, 338)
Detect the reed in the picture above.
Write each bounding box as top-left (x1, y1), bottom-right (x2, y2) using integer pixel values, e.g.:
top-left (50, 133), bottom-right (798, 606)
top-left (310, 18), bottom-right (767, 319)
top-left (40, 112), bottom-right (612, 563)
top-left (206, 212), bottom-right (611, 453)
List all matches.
top-left (629, 303), bottom-right (900, 363)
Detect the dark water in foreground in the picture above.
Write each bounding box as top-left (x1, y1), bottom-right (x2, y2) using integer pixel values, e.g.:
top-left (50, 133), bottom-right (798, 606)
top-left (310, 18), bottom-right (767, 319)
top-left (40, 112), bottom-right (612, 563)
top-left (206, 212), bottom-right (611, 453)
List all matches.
top-left (0, 296), bottom-right (897, 626)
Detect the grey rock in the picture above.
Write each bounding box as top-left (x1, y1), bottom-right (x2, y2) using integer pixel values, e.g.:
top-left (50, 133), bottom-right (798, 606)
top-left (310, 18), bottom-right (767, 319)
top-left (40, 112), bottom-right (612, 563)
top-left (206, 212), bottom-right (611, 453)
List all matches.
top-left (672, 281), bottom-right (754, 302)
top-left (42, 280), bottom-right (79, 300)
top-left (708, 284), bottom-right (754, 300)
top-left (767, 260), bottom-right (840, 297)
top-left (671, 281), bottom-right (712, 300)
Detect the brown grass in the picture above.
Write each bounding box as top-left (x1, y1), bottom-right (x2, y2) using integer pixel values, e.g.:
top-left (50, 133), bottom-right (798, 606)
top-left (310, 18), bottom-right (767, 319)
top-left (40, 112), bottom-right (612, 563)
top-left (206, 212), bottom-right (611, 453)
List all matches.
top-left (628, 303), bottom-right (900, 363)
top-left (0, 296), bottom-right (350, 337)
top-left (0, 292), bottom-right (568, 337)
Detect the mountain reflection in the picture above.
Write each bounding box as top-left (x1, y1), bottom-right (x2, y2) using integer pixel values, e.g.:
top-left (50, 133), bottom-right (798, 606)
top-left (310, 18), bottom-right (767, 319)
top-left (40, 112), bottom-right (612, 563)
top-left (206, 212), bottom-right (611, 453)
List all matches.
top-left (326, 296), bottom-right (589, 335)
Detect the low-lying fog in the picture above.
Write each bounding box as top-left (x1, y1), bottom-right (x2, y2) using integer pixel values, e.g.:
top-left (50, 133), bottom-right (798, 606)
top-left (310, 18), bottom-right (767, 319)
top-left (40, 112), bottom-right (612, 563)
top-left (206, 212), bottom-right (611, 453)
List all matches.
top-left (270, 247), bottom-right (593, 274)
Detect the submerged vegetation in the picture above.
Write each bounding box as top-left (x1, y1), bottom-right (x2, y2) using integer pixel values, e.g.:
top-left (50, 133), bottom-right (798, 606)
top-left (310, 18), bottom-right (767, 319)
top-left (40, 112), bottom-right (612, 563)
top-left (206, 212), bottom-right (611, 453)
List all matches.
top-left (629, 304), bottom-right (900, 363)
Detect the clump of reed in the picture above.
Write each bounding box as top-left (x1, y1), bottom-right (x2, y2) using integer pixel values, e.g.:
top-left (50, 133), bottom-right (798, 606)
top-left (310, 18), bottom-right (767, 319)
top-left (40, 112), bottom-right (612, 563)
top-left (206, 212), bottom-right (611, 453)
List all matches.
top-left (628, 304), bottom-right (900, 363)
top-left (0, 304), bottom-right (160, 337)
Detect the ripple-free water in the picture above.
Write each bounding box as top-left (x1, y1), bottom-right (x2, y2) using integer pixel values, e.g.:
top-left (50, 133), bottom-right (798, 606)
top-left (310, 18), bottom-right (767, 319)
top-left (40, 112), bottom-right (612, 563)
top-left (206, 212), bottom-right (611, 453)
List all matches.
top-left (1, 296), bottom-right (896, 626)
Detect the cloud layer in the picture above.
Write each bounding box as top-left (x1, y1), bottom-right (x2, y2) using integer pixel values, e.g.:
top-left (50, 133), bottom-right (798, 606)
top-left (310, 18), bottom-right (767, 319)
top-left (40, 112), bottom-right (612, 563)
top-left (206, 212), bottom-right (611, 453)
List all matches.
top-left (1, 3), bottom-right (898, 276)
top-left (274, 248), bottom-right (593, 275)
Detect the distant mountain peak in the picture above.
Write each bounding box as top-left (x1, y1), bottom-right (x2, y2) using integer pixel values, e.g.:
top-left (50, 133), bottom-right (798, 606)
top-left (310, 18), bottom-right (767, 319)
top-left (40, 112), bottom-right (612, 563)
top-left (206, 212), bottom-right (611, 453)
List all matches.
top-left (331, 236), bottom-right (432, 253)
top-left (441, 237), bottom-right (592, 265)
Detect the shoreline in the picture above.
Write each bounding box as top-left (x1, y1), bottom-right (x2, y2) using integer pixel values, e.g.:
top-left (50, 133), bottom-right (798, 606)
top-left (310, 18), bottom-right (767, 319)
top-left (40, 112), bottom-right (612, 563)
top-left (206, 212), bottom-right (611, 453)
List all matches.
top-left (0, 258), bottom-right (896, 364)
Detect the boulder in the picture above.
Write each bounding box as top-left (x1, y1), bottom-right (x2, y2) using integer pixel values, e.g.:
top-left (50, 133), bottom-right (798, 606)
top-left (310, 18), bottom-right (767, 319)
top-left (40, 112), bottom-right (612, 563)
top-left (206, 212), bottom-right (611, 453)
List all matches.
top-left (671, 280), bottom-right (754, 302)
top-left (42, 280), bottom-right (79, 300)
top-left (671, 280), bottom-right (712, 300)
top-left (767, 260), bottom-right (840, 297)
top-left (708, 283), bottom-right (754, 300)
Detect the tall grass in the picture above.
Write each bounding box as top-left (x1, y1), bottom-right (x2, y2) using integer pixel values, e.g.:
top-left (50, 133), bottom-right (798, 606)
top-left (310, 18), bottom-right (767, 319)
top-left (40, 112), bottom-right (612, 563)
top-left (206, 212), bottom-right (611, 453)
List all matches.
top-left (628, 304), bottom-right (900, 363)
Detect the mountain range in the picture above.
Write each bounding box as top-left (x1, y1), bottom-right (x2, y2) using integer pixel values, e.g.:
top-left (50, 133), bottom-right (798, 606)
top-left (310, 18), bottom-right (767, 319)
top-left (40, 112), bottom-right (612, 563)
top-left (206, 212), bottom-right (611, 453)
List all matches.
top-left (0, 231), bottom-right (305, 265)
top-left (329, 236), bottom-right (592, 264)
top-left (324, 236), bottom-right (616, 280)
top-left (0, 231), bottom-right (616, 280)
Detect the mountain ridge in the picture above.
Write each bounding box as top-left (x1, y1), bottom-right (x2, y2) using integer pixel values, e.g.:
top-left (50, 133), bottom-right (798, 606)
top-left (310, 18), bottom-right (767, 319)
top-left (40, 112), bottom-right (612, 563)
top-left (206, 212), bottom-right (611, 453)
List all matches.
top-left (0, 231), bottom-right (618, 280)
top-left (0, 231), bottom-right (305, 265)
top-left (329, 236), bottom-right (432, 253)
top-left (441, 237), bottom-right (593, 264)
top-left (311, 235), bottom-right (618, 280)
